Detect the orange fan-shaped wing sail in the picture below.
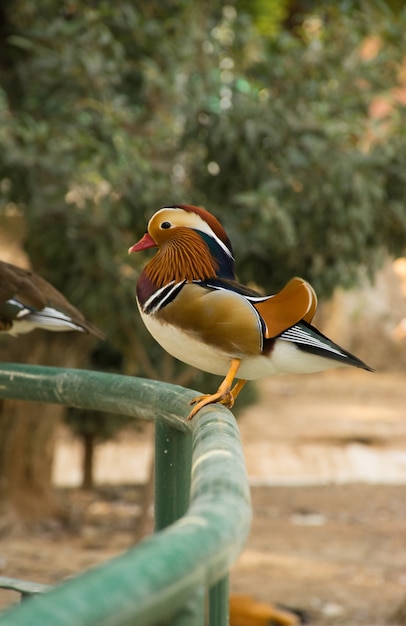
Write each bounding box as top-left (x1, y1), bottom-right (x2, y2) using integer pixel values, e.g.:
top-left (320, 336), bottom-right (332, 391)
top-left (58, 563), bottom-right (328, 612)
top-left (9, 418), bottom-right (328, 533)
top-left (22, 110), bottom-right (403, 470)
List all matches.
top-left (253, 277), bottom-right (318, 339)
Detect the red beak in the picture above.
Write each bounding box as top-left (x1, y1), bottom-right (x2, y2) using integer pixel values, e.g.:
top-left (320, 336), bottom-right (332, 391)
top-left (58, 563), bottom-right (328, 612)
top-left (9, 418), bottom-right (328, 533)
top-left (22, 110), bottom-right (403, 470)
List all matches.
top-left (128, 233), bottom-right (157, 254)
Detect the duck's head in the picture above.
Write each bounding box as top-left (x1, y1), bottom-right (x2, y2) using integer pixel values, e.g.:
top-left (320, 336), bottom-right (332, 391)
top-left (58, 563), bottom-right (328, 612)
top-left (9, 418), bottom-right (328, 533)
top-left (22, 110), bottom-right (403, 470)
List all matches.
top-left (129, 204), bottom-right (233, 257)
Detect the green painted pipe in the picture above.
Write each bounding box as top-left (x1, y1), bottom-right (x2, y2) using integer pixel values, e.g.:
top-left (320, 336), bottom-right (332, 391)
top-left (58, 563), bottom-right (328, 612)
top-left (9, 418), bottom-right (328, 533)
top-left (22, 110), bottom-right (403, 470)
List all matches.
top-left (0, 363), bottom-right (193, 430)
top-left (0, 576), bottom-right (51, 599)
top-left (0, 364), bottom-right (252, 626)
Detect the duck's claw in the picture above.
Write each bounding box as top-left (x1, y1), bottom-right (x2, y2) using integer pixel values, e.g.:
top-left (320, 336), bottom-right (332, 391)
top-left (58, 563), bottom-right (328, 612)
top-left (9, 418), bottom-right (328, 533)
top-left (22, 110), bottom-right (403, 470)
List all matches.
top-left (188, 389), bottom-right (235, 420)
top-left (187, 358), bottom-right (243, 420)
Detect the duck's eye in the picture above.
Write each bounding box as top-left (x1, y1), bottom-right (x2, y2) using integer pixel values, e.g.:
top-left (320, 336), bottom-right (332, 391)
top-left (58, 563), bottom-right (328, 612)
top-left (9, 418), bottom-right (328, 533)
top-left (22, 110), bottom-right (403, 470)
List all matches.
top-left (160, 221), bottom-right (172, 229)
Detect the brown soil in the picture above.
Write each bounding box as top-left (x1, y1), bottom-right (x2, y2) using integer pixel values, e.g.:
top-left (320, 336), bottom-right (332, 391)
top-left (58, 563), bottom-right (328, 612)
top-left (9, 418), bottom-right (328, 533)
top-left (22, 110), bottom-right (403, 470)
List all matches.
top-left (232, 483), bottom-right (406, 625)
top-left (0, 370), bottom-right (405, 625)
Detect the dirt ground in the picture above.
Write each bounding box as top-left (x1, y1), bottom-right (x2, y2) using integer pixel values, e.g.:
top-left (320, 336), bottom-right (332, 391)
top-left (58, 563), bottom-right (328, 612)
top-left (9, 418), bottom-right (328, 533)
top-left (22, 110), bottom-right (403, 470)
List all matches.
top-left (0, 370), bottom-right (406, 625)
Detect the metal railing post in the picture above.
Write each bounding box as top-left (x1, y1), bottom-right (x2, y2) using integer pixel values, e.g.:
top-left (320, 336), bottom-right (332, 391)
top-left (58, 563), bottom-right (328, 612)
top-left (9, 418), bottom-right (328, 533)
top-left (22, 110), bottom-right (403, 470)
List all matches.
top-left (154, 421), bottom-right (192, 531)
top-left (154, 421), bottom-right (205, 626)
top-left (209, 576), bottom-right (229, 626)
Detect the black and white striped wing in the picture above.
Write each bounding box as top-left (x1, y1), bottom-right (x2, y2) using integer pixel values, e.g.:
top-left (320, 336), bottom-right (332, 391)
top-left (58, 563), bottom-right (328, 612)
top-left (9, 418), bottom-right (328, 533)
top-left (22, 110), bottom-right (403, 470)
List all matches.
top-left (278, 321), bottom-right (373, 370)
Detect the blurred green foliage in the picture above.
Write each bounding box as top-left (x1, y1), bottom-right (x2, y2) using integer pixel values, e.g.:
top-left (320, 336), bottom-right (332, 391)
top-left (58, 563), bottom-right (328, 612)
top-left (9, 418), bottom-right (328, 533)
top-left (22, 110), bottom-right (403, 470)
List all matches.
top-left (1, 0), bottom-right (406, 387)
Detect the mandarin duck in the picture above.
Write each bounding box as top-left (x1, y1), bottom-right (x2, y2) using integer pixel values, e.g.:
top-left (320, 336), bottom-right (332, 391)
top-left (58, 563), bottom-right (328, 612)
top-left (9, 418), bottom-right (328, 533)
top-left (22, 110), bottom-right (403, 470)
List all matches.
top-left (0, 260), bottom-right (104, 338)
top-left (129, 204), bottom-right (372, 419)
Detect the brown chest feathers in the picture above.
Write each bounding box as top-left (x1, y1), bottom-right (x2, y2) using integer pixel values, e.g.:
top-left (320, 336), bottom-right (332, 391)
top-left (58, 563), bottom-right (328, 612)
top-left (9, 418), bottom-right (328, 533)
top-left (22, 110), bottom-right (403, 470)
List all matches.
top-left (145, 229), bottom-right (218, 287)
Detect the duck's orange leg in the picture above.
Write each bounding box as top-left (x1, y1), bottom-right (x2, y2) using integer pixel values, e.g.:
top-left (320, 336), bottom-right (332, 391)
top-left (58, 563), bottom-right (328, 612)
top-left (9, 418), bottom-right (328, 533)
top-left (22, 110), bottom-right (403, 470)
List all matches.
top-left (188, 359), bottom-right (242, 420)
top-left (230, 378), bottom-right (247, 400)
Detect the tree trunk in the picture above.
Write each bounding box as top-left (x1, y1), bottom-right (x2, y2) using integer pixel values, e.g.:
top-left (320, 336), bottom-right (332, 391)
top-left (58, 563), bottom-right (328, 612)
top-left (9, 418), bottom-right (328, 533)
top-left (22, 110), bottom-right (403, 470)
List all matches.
top-left (81, 432), bottom-right (96, 491)
top-left (0, 332), bottom-right (96, 527)
top-left (0, 397), bottom-right (62, 526)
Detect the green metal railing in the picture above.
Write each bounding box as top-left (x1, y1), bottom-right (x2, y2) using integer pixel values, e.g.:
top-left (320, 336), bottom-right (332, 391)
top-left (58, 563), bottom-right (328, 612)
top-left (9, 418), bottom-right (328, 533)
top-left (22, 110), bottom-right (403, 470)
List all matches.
top-left (0, 363), bottom-right (252, 626)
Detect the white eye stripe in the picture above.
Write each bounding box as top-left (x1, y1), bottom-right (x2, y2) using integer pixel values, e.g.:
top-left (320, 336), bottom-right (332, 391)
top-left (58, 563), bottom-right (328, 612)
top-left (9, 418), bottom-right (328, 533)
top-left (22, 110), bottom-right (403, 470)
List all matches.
top-left (158, 207), bottom-right (234, 260)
